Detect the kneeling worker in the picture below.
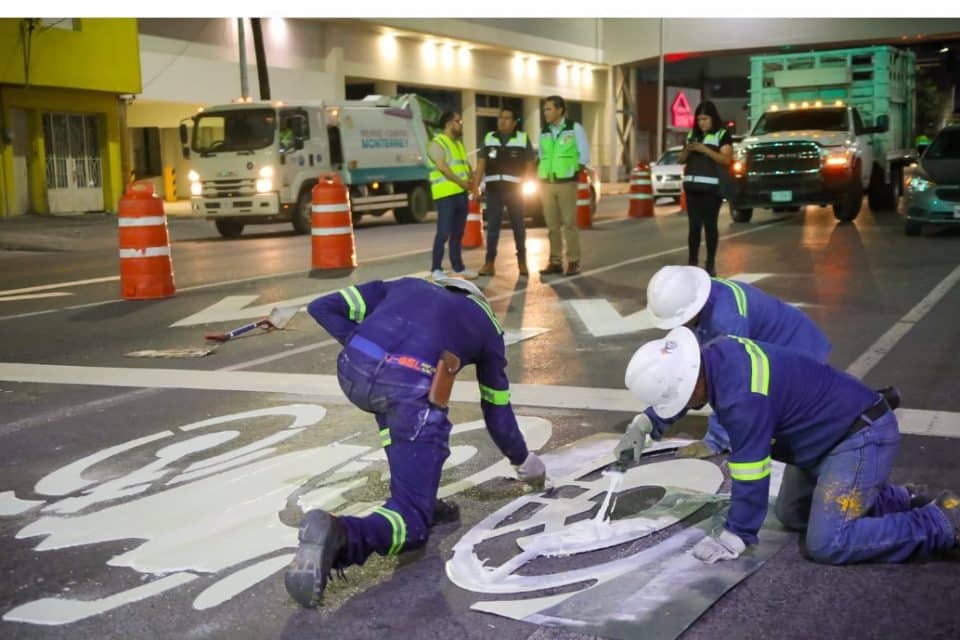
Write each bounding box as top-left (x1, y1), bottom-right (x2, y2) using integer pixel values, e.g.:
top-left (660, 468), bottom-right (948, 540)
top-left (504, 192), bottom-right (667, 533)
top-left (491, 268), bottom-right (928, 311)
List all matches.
top-left (285, 276), bottom-right (546, 607)
top-left (621, 327), bottom-right (958, 565)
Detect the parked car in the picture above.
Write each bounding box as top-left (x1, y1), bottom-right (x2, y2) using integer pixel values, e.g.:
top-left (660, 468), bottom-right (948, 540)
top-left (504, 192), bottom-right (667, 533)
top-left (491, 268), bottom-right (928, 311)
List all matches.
top-left (482, 165), bottom-right (601, 227)
top-left (650, 146), bottom-right (684, 200)
top-left (902, 124), bottom-right (960, 236)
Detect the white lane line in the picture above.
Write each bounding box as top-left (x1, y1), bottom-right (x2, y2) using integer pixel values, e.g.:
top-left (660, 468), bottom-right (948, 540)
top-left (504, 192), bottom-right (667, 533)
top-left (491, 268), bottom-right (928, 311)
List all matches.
top-left (0, 220), bottom-right (783, 324)
top-left (0, 292), bottom-right (72, 302)
top-left (845, 264), bottom-right (960, 379)
top-left (0, 362), bottom-right (958, 438)
top-left (0, 276), bottom-right (118, 297)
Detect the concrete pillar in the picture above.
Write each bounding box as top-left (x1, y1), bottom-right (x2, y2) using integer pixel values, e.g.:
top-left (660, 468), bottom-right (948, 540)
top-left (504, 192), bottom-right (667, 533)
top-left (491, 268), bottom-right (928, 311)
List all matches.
top-left (461, 89), bottom-right (477, 158)
top-left (324, 26), bottom-right (345, 102)
top-left (523, 96), bottom-right (542, 148)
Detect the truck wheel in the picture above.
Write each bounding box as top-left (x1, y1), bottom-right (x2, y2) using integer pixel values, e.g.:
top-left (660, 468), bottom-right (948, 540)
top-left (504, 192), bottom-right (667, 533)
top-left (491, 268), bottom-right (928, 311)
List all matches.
top-left (904, 220), bottom-right (923, 236)
top-left (395, 184), bottom-right (431, 224)
top-left (867, 166), bottom-right (898, 211)
top-left (292, 188), bottom-right (313, 235)
top-left (731, 208), bottom-right (753, 223)
top-left (215, 220), bottom-right (244, 238)
top-left (833, 168), bottom-right (863, 222)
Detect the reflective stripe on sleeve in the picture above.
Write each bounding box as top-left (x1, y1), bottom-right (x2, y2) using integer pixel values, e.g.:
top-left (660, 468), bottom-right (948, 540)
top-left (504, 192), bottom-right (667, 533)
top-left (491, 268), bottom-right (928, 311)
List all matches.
top-left (468, 295), bottom-right (503, 334)
top-left (479, 383), bottom-right (511, 405)
top-left (732, 336), bottom-right (770, 396)
top-left (728, 456), bottom-right (772, 481)
top-left (379, 428), bottom-right (391, 448)
top-left (338, 286), bottom-right (367, 323)
top-left (715, 278), bottom-right (748, 316)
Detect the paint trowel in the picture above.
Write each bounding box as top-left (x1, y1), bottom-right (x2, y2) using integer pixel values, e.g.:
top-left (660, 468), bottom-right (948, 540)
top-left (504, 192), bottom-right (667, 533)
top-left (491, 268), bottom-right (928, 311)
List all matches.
top-left (204, 305), bottom-right (300, 343)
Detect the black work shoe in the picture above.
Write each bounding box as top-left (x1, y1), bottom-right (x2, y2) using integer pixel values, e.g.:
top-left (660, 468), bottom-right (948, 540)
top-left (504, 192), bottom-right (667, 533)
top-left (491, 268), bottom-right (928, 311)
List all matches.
top-left (905, 483), bottom-right (932, 508)
top-left (432, 498), bottom-right (460, 526)
top-left (285, 510), bottom-right (347, 608)
top-left (877, 386), bottom-right (902, 411)
top-left (934, 491), bottom-right (960, 544)
top-left (539, 262), bottom-right (563, 276)
top-left (565, 261), bottom-right (581, 276)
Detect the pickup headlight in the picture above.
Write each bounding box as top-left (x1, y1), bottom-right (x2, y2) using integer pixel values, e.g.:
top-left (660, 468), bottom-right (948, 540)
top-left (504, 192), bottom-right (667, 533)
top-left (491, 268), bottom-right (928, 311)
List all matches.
top-left (522, 180), bottom-right (538, 197)
top-left (188, 170), bottom-right (200, 182)
top-left (821, 148), bottom-right (852, 168)
top-left (907, 176), bottom-right (934, 193)
top-left (190, 182), bottom-right (202, 196)
top-left (259, 166), bottom-right (274, 178)
top-left (256, 178), bottom-right (274, 193)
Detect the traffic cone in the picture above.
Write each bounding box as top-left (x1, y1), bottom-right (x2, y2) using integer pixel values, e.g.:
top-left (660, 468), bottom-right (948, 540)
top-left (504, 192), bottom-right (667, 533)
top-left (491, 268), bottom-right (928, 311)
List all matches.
top-left (118, 181), bottom-right (175, 299)
top-left (311, 173), bottom-right (357, 272)
top-left (462, 195), bottom-right (484, 249)
top-left (576, 169), bottom-right (592, 229)
top-left (628, 163), bottom-right (653, 218)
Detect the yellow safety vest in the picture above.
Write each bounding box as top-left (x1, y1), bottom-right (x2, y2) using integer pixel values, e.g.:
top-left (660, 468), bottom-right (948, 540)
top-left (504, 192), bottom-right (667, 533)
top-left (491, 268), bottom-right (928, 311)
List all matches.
top-left (429, 134), bottom-right (470, 200)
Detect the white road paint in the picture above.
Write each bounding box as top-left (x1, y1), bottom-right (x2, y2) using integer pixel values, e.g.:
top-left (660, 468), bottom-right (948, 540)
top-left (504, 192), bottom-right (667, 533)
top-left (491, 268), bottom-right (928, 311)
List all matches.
top-left (0, 292), bottom-right (72, 302)
top-left (0, 405), bottom-right (551, 625)
top-left (0, 276), bottom-right (118, 297)
top-left (846, 264), bottom-right (960, 379)
top-left (0, 491), bottom-right (44, 516)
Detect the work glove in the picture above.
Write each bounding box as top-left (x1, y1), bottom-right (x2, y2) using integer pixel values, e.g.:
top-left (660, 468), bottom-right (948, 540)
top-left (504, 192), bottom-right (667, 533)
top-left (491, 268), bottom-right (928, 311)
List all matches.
top-left (614, 414), bottom-right (653, 464)
top-left (691, 529), bottom-right (746, 564)
top-left (514, 452), bottom-right (546, 490)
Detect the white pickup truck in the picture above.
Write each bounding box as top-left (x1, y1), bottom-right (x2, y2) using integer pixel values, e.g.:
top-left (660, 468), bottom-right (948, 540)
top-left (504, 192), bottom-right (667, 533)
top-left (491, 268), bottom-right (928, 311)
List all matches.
top-left (180, 95), bottom-right (439, 238)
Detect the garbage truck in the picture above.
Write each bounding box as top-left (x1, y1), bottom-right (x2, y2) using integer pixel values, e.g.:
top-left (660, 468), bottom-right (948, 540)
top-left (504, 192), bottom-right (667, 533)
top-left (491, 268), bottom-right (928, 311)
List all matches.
top-left (180, 95), bottom-right (442, 237)
top-left (729, 46), bottom-right (916, 222)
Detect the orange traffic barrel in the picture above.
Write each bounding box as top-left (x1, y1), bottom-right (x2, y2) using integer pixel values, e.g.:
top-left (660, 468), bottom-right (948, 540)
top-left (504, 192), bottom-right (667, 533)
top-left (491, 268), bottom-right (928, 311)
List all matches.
top-left (462, 194), bottom-right (484, 249)
top-left (311, 173), bottom-right (357, 270)
top-left (576, 169), bottom-right (592, 229)
top-left (680, 188), bottom-right (688, 213)
top-left (628, 163), bottom-right (654, 218)
top-left (118, 181), bottom-right (175, 299)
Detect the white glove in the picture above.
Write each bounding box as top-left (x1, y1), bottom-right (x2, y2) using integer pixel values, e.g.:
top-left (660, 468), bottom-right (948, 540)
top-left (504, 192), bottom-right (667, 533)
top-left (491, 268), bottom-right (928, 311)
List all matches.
top-left (514, 452), bottom-right (546, 489)
top-left (692, 529), bottom-right (746, 564)
top-left (614, 414), bottom-right (653, 463)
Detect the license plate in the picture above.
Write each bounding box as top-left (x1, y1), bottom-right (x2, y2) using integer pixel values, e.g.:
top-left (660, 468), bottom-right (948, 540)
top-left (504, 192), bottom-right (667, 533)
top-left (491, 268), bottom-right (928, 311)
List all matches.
top-left (954, 205), bottom-right (960, 219)
top-left (771, 190), bottom-right (793, 203)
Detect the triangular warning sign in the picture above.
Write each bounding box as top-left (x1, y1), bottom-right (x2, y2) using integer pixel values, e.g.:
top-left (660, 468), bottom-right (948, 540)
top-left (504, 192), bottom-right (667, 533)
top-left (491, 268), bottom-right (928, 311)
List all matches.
top-left (671, 91), bottom-right (694, 129)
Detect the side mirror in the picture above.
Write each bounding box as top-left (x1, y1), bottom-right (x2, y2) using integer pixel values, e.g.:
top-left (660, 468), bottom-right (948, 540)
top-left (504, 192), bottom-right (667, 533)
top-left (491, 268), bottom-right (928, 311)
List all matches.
top-left (179, 123), bottom-right (190, 159)
top-left (874, 114), bottom-right (889, 133)
top-left (181, 146), bottom-right (190, 160)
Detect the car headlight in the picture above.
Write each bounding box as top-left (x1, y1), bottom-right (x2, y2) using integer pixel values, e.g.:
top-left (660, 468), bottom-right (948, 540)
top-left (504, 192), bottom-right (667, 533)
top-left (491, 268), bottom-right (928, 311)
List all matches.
top-left (188, 170), bottom-right (200, 182)
top-left (907, 176), bottom-right (934, 193)
top-left (190, 181), bottom-right (202, 196)
top-left (256, 178), bottom-right (274, 193)
top-left (259, 166), bottom-right (274, 178)
top-left (522, 180), bottom-right (538, 197)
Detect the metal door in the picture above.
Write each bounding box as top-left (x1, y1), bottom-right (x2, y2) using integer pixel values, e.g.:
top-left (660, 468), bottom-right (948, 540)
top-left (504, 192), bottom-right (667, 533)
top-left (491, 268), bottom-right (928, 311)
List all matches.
top-left (43, 113), bottom-right (104, 213)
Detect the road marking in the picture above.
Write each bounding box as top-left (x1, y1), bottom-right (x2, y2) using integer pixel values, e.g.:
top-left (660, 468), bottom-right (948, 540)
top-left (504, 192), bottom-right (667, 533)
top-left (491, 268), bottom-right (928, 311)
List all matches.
top-left (0, 276), bottom-right (118, 297)
top-left (0, 362), bottom-right (957, 438)
top-left (845, 263), bottom-right (960, 378)
top-left (0, 292), bottom-right (72, 303)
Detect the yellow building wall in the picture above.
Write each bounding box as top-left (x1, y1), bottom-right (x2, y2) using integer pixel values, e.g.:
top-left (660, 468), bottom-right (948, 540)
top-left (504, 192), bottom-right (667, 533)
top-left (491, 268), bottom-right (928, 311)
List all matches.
top-left (0, 19), bottom-right (141, 94)
top-left (1, 86), bottom-right (124, 214)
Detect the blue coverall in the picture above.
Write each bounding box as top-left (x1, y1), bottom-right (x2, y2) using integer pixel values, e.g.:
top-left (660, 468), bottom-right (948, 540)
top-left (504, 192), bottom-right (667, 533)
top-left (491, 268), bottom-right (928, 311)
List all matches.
top-left (647, 277), bottom-right (832, 452)
top-left (307, 277), bottom-right (529, 568)
top-left (695, 336), bottom-right (954, 563)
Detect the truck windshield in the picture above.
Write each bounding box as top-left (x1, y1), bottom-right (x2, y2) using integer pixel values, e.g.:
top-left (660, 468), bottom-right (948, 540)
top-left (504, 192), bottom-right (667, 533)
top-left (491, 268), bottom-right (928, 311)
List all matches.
top-left (192, 109), bottom-right (276, 153)
top-left (925, 130), bottom-right (960, 159)
top-left (753, 109), bottom-right (848, 134)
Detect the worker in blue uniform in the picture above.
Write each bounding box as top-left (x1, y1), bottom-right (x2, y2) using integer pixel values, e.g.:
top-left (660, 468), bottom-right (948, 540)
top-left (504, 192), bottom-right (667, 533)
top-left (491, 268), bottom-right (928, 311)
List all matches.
top-left (622, 326), bottom-right (959, 565)
top-left (284, 276), bottom-right (546, 607)
top-left (637, 265), bottom-right (832, 458)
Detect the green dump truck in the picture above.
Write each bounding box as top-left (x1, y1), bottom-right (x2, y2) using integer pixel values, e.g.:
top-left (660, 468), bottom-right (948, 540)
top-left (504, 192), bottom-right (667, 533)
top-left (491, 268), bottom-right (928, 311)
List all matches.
top-left (730, 46), bottom-right (916, 222)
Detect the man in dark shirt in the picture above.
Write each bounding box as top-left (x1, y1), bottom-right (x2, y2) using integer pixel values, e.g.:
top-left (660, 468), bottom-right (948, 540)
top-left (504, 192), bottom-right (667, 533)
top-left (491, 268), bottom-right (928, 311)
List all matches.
top-left (473, 107), bottom-right (536, 277)
top-left (284, 276), bottom-right (546, 607)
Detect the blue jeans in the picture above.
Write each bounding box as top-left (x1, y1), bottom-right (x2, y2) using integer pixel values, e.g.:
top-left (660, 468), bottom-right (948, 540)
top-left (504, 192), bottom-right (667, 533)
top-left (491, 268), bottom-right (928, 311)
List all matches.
top-left (774, 411), bottom-right (955, 564)
top-left (334, 344), bottom-right (452, 568)
top-left (431, 192), bottom-right (468, 272)
top-left (484, 186), bottom-right (526, 263)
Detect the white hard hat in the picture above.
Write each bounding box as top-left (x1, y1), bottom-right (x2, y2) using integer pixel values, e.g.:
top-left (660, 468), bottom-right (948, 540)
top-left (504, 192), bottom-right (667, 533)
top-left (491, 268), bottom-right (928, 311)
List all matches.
top-left (624, 326), bottom-right (701, 419)
top-left (646, 266), bottom-right (712, 330)
top-left (434, 276), bottom-right (485, 300)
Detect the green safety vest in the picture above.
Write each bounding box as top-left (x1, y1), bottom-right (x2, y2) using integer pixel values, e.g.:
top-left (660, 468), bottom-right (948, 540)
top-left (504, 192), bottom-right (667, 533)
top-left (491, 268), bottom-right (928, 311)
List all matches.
top-left (538, 119), bottom-right (580, 181)
top-left (428, 133), bottom-right (470, 200)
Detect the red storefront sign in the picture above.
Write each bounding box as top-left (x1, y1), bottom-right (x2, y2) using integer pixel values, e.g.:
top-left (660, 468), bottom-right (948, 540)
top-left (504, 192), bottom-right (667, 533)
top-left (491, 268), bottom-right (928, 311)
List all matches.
top-left (671, 91), bottom-right (694, 129)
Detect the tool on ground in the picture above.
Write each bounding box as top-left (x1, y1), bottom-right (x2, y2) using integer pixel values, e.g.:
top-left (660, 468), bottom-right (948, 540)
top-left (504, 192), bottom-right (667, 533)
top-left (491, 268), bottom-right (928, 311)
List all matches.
top-left (611, 413), bottom-right (653, 471)
top-left (204, 306), bottom-right (300, 343)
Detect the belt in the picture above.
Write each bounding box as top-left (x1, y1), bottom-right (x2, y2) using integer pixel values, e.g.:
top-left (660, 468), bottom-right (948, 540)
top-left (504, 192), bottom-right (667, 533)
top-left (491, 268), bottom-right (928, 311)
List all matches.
top-left (348, 335), bottom-right (436, 376)
top-left (843, 397), bottom-right (891, 441)
top-left (542, 176), bottom-right (577, 184)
